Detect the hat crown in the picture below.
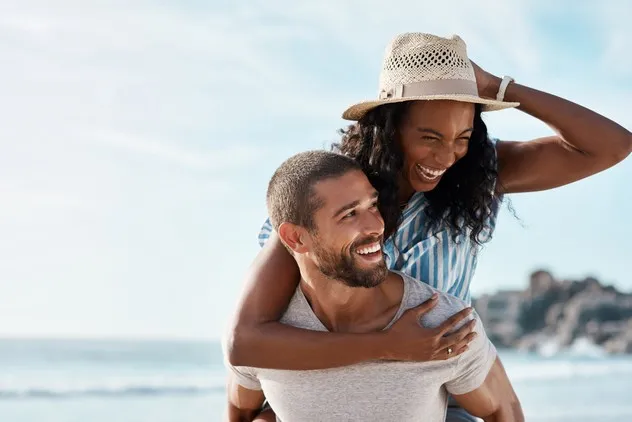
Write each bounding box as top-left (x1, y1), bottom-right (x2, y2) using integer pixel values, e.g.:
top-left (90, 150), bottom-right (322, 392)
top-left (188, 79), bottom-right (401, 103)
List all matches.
top-left (379, 33), bottom-right (475, 93)
top-left (340, 32), bottom-right (519, 121)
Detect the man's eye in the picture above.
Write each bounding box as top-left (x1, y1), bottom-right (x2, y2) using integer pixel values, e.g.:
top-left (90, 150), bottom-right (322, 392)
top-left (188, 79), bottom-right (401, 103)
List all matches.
top-left (343, 210), bottom-right (356, 219)
top-left (370, 201), bottom-right (379, 209)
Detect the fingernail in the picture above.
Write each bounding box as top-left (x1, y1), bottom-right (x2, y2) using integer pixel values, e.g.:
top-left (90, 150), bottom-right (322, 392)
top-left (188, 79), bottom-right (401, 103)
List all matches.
top-left (431, 293), bottom-right (438, 300)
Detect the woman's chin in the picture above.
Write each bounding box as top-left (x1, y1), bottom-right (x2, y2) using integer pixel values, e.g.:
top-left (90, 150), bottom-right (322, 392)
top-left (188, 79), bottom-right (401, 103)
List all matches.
top-left (410, 177), bottom-right (441, 192)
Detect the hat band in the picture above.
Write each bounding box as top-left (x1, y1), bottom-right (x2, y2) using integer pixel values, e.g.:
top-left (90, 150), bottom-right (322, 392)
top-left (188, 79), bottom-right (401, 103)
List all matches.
top-left (378, 79), bottom-right (479, 100)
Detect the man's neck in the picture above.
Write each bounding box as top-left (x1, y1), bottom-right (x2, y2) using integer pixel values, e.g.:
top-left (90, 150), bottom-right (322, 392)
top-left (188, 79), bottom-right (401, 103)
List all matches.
top-left (298, 270), bottom-right (404, 333)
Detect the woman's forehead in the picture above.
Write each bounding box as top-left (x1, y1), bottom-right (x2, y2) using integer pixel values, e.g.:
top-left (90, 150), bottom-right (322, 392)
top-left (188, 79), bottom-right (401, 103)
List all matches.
top-left (406, 100), bottom-right (475, 123)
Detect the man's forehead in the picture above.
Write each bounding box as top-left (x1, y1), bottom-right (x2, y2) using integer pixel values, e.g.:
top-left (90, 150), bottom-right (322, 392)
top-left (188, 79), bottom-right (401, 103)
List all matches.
top-left (313, 171), bottom-right (375, 206)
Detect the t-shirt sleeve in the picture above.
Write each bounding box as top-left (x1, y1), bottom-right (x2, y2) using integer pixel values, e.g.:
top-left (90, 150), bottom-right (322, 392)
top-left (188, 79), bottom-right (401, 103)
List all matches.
top-left (445, 314), bottom-right (497, 395)
top-left (221, 332), bottom-right (262, 391)
top-left (258, 218), bottom-right (273, 248)
top-left (227, 363), bottom-right (263, 391)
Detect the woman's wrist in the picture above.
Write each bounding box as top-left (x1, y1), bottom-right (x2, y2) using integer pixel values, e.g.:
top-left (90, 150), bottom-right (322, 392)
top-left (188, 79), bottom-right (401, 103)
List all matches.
top-left (480, 75), bottom-right (503, 99)
top-left (369, 331), bottom-right (394, 360)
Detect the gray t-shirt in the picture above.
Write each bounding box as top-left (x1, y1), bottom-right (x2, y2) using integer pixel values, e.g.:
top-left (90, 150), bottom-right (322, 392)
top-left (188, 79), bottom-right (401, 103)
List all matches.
top-left (226, 272), bottom-right (497, 422)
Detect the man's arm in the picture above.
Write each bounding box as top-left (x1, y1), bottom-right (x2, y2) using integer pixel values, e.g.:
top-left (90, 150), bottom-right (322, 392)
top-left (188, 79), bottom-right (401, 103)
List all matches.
top-left (452, 358), bottom-right (524, 422)
top-left (226, 372), bottom-right (267, 422)
top-left (444, 316), bottom-right (524, 422)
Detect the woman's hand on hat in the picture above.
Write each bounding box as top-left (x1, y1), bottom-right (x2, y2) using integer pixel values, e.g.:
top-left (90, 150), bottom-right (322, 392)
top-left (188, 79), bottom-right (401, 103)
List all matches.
top-left (471, 60), bottom-right (502, 100)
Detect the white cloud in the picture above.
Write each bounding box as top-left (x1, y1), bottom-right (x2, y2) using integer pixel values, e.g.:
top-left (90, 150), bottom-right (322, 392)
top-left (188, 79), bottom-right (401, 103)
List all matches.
top-left (0, 0), bottom-right (547, 132)
top-left (561, 0), bottom-right (632, 78)
top-left (599, 10), bottom-right (632, 78)
top-left (89, 130), bottom-right (262, 172)
top-left (238, 0), bottom-right (542, 69)
top-left (0, 13), bottom-right (52, 38)
top-left (0, 185), bottom-right (87, 210)
top-left (0, 184), bottom-right (98, 226)
top-left (0, 3), bottom-right (336, 135)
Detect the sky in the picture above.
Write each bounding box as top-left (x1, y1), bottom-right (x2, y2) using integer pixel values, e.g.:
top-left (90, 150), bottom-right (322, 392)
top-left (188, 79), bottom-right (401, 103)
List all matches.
top-left (0, 0), bottom-right (630, 340)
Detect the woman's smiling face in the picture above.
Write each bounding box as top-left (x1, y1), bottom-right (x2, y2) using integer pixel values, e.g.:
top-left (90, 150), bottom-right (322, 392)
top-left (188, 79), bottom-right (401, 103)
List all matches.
top-left (397, 100), bottom-right (475, 196)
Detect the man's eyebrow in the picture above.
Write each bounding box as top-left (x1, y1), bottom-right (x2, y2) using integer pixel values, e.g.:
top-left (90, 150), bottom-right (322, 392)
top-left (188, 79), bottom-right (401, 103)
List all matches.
top-left (333, 200), bottom-right (360, 218)
top-left (332, 192), bottom-right (379, 217)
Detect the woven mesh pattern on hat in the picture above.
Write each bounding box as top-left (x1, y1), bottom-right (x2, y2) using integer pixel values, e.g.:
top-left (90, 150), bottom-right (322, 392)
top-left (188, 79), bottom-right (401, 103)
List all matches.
top-left (379, 33), bottom-right (475, 89)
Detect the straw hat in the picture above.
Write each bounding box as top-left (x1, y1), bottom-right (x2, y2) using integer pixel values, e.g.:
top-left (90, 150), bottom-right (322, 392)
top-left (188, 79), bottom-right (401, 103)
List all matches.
top-left (342, 33), bottom-right (519, 121)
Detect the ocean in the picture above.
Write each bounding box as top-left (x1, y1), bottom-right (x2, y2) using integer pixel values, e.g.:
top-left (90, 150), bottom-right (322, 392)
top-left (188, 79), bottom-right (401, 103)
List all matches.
top-left (1, 339), bottom-right (631, 422)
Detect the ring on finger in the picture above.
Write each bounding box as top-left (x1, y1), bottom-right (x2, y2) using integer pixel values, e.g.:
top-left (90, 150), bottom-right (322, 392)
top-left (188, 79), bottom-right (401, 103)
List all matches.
top-left (447, 347), bottom-right (453, 356)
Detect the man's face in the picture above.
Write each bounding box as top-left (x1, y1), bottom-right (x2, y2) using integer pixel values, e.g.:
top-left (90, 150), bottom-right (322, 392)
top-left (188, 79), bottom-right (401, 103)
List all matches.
top-left (307, 170), bottom-right (388, 288)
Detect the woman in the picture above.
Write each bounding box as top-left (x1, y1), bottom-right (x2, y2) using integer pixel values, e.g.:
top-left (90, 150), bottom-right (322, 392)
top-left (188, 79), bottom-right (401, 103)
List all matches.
top-left (226, 33), bottom-right (631, 420)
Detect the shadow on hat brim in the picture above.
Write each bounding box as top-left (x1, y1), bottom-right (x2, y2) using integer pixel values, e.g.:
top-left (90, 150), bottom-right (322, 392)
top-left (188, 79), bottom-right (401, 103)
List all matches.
top-left (342, 95), bottom-right (520, 121)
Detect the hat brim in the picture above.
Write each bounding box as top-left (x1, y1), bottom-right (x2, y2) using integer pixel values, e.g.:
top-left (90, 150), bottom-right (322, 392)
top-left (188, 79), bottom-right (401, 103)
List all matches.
top-left (342, 95), bottom-right (519, 121)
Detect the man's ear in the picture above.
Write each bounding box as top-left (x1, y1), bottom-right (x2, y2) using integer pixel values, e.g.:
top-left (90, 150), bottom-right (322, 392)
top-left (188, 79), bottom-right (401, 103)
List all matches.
top-left (278, 222), bottom-right (310, 254)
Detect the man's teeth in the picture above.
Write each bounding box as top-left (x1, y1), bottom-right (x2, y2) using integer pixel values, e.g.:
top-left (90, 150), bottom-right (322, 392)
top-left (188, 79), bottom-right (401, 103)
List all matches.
top-left (356, 243), bottom-right (381, 255)
top-left (416, 164), bottom-right (446, 180)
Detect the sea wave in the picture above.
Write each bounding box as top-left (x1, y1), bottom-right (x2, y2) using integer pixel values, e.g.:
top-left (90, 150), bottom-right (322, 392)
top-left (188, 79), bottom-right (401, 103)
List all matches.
top-left (506, 360), bottom-right (632, 382)
top-left (0, 378), bottom-right (225, 399)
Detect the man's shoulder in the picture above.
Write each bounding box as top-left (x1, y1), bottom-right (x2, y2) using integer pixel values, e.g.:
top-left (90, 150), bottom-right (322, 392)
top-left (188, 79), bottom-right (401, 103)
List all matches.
top-left (394, 271), bottom-right (471, 329)
top-left (279, 287), bottom-right (329, 332)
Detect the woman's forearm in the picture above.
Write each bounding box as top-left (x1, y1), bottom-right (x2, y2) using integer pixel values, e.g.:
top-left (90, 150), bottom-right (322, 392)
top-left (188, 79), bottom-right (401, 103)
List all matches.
top-left (485, 73), bottom-right (630, 193)
top-left (229, 320), bottom-right (387, 369)
top-left (487, 76), bottom-right (631, 162)
top-left (226, 231), bottom-right (470, 369)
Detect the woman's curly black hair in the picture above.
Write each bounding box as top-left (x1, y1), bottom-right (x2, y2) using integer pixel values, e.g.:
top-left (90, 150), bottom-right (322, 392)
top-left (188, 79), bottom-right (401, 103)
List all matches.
top-left (333, 102), bottom-right (498, 246)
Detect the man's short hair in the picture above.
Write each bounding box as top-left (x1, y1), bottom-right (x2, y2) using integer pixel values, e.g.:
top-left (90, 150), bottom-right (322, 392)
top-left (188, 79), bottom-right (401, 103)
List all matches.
top-left (266, 150), bottom-right (362, 232)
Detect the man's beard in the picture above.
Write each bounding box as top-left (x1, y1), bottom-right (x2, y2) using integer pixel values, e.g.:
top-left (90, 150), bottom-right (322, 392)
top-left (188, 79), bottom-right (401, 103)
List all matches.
top-left (312, 236), bottom-right (388, 288)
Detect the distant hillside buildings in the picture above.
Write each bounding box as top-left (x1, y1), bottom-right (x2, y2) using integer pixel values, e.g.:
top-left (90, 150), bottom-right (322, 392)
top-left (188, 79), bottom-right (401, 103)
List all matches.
top-left (473, 270), bottom-right (632, 354)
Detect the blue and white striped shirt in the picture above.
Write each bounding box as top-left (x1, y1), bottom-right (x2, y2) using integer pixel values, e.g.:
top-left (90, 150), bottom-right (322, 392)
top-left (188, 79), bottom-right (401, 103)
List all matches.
top-left (258, 141), bottom-right (502, 305)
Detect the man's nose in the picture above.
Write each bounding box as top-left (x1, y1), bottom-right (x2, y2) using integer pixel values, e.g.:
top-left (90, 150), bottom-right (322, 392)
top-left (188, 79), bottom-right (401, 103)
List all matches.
top-left (362, 209), bottom-right (385, 236)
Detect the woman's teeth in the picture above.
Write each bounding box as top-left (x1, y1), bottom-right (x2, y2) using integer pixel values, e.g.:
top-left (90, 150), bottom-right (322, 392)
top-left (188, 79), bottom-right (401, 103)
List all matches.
top-left (356, 243), bottom-right (381, 255)
top-left (416, 164), bottom-right (446, 181)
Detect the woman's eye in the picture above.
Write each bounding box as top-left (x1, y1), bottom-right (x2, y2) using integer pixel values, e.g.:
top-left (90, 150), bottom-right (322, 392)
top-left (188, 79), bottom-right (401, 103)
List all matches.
top-left (343, 210), bottom-right (356, 219)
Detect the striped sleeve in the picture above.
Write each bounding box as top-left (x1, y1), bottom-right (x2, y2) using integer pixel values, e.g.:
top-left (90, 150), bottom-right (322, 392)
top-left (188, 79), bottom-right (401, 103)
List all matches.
top-left (258, 218), bottom-right (273, 248)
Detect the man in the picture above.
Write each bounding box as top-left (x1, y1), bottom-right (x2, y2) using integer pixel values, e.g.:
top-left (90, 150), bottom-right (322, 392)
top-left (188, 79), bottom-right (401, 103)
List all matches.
top-left (223, 151), bottom-right (524, 421)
